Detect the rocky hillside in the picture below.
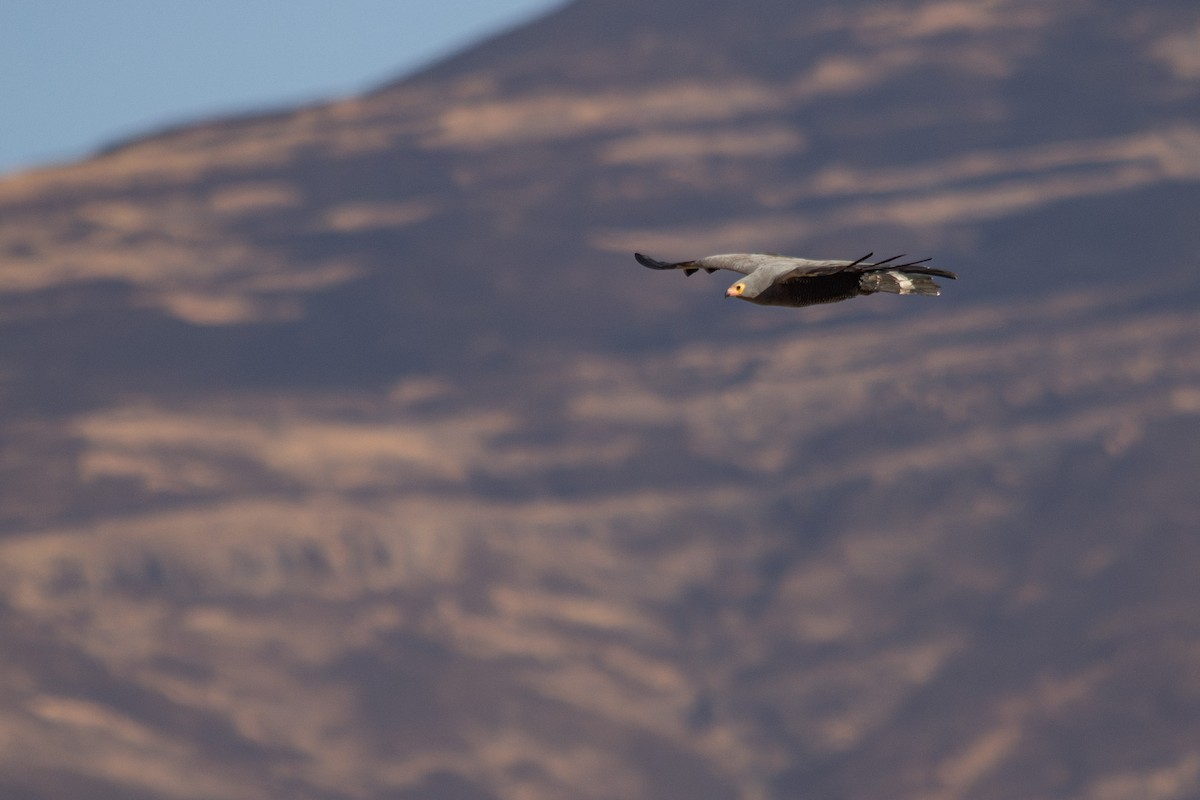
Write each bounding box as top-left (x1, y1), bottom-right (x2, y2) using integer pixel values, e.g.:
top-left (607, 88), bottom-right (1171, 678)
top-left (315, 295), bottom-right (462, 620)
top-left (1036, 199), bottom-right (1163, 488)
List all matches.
top-left (1, 1), bottom-right (1199, 798)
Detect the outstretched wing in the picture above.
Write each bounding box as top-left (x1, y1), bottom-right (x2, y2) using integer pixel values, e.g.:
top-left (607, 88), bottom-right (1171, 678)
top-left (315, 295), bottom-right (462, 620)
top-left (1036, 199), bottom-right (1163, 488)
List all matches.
top-left (637, 251), bottom-right (957, 282)
top-left (636, 252), bottom-right (799, 277)
top-left (634, 253), bottom-right (721, 277)
top-left (776, 253), bottom-right (956, 281)
top-left (775, 252), bottom-right (880, 280)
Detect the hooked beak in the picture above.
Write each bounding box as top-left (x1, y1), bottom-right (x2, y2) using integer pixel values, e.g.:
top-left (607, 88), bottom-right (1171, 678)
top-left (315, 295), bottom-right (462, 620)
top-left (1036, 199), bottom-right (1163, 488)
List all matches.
top-left (726, 284), bottom-right (744, 298)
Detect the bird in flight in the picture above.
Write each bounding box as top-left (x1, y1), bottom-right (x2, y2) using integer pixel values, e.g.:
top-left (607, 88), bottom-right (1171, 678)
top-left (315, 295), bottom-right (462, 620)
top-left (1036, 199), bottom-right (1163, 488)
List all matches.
top-left (635, 251), bottom-right (956, 308)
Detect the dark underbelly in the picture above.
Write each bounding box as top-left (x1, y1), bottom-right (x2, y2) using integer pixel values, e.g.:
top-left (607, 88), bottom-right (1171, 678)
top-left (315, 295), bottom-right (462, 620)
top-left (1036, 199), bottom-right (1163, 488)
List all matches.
top-left (749, 274), bottom-right (862, 307)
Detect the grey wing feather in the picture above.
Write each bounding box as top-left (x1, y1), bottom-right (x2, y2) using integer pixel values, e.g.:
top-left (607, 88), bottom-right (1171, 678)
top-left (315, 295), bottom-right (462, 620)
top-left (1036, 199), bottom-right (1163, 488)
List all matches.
top-left (691, 254), bottom-right (792, 276)
top-left (635, 253), bottom-right (734, 276)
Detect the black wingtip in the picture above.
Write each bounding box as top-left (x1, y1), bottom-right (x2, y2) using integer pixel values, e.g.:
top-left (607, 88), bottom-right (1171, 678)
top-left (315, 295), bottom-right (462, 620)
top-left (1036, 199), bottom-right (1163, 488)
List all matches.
top-left (892, 256), bottom-right (956, 279)
top-left (869, 253), bottom-right (905, 268)
top-left (919, 267), bottom-right (958, 280)
top-left (635, 252), bottom-right (701, 272)
top-left (635, 252), bottom-right (673, 270)
top-left (846, 252), bottom-right (874, 269)
top-left (859, 257), bottom-right (960, 283)
top-left (868, 254), bottom-right (956, 280)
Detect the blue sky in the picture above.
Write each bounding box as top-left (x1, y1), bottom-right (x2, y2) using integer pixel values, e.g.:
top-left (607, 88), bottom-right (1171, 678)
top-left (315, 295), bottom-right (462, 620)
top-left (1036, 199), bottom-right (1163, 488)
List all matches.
top-left (0, 0), bottom-right (565, 175)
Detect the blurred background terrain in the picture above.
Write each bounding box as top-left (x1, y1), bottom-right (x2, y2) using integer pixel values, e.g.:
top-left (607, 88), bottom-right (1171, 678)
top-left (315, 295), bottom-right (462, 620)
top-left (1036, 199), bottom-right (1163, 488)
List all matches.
top-left (2, 1), bottom-right (1200, 798)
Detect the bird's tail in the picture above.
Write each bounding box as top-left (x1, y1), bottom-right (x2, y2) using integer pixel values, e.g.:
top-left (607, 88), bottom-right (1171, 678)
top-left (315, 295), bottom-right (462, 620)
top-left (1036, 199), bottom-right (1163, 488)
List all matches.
top-left (858, 256), bottom-right (957, 296)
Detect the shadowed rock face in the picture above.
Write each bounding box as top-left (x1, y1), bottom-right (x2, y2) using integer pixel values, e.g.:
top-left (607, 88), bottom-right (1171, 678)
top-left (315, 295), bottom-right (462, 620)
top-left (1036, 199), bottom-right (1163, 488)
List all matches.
top-left (2, 1), bottom-right (1200, 798)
